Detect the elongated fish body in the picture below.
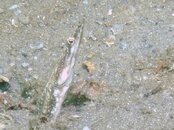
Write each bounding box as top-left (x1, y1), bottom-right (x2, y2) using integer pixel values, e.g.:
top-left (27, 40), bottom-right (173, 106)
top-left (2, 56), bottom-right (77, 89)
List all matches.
top-left (40, 22), bottom-right (84, 121)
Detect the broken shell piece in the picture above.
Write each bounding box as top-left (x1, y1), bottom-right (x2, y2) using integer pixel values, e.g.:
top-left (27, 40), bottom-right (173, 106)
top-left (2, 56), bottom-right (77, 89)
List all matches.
top-left (0, 75), bottom-right (9, 83)
top-left (72, 114), bottom-right (80, 118)
top-left (11, 18), bottom-right (18, 27)
top-left (107, 9), bottom-right (113, 15)
top-left (67, 37), bottom-right (75, 44)
top-left (104, 35), bottom-right (115, 47)
top-left (82, 61), bottom-right (95, 73)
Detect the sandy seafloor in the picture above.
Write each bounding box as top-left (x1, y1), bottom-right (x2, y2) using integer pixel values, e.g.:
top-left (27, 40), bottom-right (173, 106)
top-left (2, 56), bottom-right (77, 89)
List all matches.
top-left (0, 0), bottom-right (174, 129)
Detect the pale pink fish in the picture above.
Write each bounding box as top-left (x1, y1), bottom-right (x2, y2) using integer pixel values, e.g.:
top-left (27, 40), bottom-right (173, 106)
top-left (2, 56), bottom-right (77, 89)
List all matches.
top-left (51, 22), bottom-right (84, 121)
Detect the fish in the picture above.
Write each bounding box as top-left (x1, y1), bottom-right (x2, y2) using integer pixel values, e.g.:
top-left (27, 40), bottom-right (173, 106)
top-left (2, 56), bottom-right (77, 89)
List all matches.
top-left (39, 21), bottom-right (84, 121)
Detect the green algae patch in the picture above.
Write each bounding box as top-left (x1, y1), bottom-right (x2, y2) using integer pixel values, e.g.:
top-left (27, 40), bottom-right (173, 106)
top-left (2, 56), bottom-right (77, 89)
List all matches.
top-left (63, 93), bottom-right (90, 106)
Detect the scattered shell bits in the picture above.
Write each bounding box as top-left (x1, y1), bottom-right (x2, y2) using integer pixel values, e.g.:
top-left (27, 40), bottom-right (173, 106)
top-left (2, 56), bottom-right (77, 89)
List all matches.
top-left (107, 9), bottom-right (113, 15)
top-left (83, 61), bottom-right (95, 73)
top-left (104, 35), bottom-right (115, 47)
top-left (0, 75), bottom-right (9, 83)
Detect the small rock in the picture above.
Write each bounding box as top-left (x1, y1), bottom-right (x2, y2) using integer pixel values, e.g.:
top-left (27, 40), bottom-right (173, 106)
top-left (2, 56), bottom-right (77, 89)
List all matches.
top-left (82, 61), bottom-right (95, 73)
top-left (21, 62), bottom-right (29, 68)
top-left (0, 75), bottom-right (9, 83)
top-left (0, 8), bottom-right (4, 14)
top-left (18, 14), bottom-right (30, 25)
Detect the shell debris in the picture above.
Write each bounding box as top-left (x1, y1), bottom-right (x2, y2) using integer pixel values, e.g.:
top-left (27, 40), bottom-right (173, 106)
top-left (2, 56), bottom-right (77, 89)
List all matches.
top-left (0, 75), bottom-right (9, 83)
top-left (103, 35), bottom-right (115, 47)
top-left (82, 61), bottom-right (95, 73)
top-left (107, 9), bottom-right (113, 16)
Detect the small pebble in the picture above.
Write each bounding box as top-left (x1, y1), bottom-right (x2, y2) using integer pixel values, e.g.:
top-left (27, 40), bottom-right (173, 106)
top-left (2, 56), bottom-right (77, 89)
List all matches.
top-left (21, 62), bottom-right (29, 68)
top-left (0, 75), bottom-right (9, 83)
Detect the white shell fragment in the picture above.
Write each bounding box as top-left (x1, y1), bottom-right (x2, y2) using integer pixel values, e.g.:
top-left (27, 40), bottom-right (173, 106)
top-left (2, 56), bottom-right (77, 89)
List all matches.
top-left (108, 9), bottom-right (113, 15)
top-left (104, 35), bottom-right (116, 47)
top-left (11, 18), bottom-right (18, 27)
top-left (0, 75), bottom-right (9, 83)
top-left (21, 62), bottom-right (29, 68)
